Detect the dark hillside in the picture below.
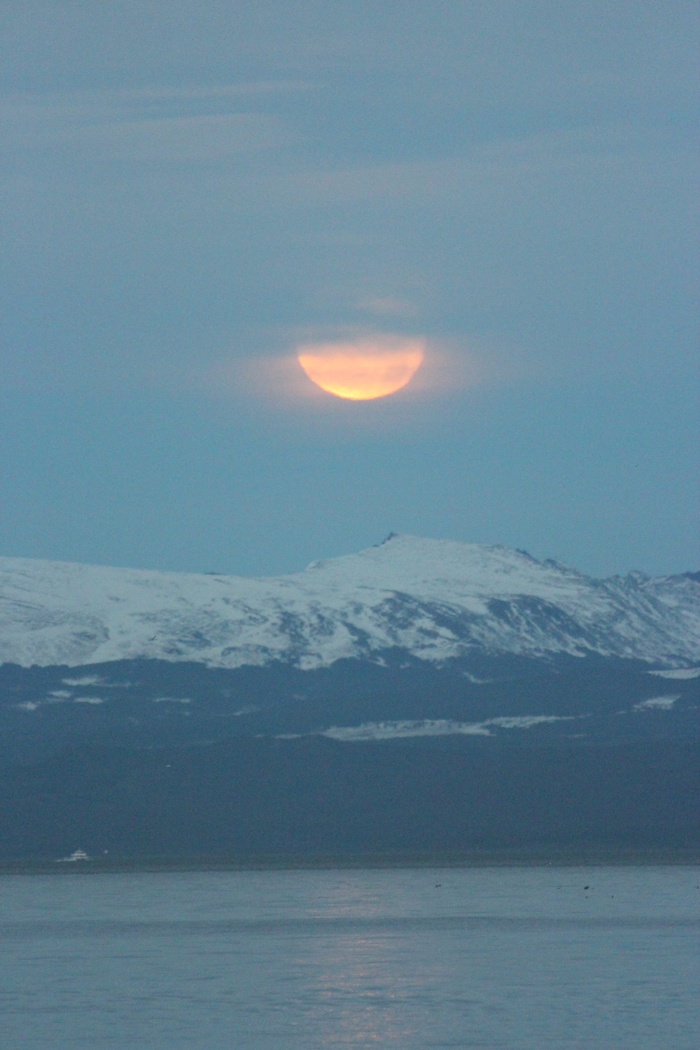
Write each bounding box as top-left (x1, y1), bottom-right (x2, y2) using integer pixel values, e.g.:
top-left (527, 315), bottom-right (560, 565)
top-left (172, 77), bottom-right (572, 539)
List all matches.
top-left (0, 736), bottom-right (697, 861)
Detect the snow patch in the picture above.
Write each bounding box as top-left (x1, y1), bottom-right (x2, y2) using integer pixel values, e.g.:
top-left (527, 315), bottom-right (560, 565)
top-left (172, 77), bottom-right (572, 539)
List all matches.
top-left (648, 667), bottom-right (700, 680)
top-left (633, 695), bottom-right (680, 711)
top-left (324, 719), bottom-right (490, 741)
top-left (322, 714), bottom-right (577, 741)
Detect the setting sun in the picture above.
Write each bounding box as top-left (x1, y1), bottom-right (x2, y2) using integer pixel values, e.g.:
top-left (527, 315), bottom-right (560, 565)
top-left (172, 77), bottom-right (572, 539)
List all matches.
top-left (296, 337), bottom-right (425, 400)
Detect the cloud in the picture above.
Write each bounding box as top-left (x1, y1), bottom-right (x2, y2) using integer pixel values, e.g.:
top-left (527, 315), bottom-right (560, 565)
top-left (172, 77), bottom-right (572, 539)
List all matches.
top-left (199, 326), bottom-right (520, 416)
top-left (1, 85), bottom-right (300, 161)
top-left (355, 295), bottom-right (419, 318)
top-left (76, 112), bottom-right (293, 162)
top-left (284, 124), bottom-right (692, 206)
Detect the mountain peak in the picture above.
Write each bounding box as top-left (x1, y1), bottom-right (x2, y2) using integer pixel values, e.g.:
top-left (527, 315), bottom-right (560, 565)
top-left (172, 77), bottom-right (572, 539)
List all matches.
top-left (1, 539), bottom-right (698, 670)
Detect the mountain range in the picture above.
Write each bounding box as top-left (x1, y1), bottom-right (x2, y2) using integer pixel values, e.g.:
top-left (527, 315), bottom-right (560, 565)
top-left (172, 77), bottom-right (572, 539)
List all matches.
top-left (2, 534), bottom-right (699, 670)
top-left (1, 535), bottom-right (698, 864)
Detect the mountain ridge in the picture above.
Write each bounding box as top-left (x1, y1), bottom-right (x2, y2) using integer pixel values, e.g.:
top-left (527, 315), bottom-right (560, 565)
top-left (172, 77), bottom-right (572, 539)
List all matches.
top-left (1, 535), bottom-right (698, 670)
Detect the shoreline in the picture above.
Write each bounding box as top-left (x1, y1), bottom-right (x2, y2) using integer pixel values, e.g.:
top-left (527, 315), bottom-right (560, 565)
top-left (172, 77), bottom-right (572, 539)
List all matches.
top-left (1, 848), bottom-right (698, 875)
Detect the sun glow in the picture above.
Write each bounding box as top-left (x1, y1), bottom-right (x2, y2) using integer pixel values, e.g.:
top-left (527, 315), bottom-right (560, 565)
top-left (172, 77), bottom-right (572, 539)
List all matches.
top-left (296, 337), bottom-right (425, 400)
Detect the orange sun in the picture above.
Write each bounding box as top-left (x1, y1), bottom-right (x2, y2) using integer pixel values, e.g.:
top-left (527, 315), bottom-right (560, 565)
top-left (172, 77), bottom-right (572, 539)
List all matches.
top-left (296, 337), bottom-right (425, 400)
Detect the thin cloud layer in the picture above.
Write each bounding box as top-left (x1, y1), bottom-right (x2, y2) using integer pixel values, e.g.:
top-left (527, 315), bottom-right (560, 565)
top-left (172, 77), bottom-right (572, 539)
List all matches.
top-left (1, 87), bottom-right (299, 161)
top-left (200, 329), bottom-right (516, 416)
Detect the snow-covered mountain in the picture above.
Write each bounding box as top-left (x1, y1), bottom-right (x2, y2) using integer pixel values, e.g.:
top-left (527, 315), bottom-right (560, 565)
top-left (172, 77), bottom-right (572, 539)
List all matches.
top-left (2, 536), bottom-right (699, 861)
top-left (1, 534), bottom-right (698, 670)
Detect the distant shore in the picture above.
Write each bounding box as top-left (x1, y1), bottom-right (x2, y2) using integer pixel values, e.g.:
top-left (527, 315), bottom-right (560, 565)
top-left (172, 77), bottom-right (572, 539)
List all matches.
top-left (1, 847), bottom-right (698, 875)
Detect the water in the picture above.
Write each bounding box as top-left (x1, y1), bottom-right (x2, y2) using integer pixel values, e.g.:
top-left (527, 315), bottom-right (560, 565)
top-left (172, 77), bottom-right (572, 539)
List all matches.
top-left (1, 865), bottom-right (698, 1049)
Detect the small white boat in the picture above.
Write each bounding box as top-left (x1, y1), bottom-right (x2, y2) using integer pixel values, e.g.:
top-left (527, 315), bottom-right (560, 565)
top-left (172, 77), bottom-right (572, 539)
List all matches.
top-left (57, 849), bottom-right (90, 862)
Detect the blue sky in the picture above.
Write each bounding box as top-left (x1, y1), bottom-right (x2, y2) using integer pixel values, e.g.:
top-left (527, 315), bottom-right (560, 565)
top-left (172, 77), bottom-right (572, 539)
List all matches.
top-left (2, 1), bottom-right (697, 577)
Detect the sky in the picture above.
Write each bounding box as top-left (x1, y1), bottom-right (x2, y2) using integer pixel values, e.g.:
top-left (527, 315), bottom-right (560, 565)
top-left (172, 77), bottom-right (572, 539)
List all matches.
top-left (1, 1), bottom-right (698, 579)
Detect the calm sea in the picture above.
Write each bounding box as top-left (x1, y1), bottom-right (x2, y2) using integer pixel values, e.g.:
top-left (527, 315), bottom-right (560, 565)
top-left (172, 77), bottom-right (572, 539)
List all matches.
top-left (1, 865), bottom-right (698, 1049)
